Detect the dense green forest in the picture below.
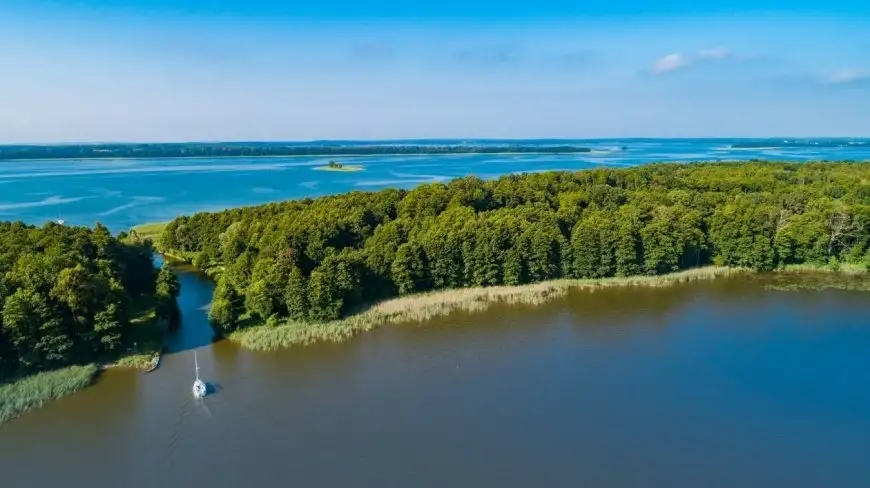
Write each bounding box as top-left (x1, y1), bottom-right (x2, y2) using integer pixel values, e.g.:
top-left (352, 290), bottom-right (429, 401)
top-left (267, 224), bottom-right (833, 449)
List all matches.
top-left (0, 222), bottom-right (178, 380)
top-left (153, 162), bottom-right (870, 334)
top-left (0, 143), bottom-right (591, 160)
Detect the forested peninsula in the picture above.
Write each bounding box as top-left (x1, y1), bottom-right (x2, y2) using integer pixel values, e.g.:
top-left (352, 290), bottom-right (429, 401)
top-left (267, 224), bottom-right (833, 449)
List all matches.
top-left (0, 143), bottom-right (591, 160)
top-left (147, 161), bottom-right (870, 350)
top-left (0, 223), bottom-right (180, 424)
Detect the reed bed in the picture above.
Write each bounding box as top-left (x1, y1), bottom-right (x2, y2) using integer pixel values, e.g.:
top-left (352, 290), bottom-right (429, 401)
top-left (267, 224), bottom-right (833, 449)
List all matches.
top-left (233, 266), bottom-right (744, 351)
top-left (0, 364), bottom-right (99, 425)
top-left (779, 262), bottom-right (868, 275)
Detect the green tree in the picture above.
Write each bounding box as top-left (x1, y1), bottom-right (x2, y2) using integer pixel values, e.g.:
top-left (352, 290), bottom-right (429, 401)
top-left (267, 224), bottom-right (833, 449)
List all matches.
top-left (141, 161), bottom-right (870, 330)
top-left (709, 197), bottom-right (777, 270)
top-left (155, 263), bottom-right (181, 325)
top-left (245, 279), bottom-right (275, 319)
top-left (307, 254), bottom-right (361, 321)
top-left (614, 205), bottom-right (644, 276)
top-left (391, 242), bottom-right (428, 295)
top-left (209, 278), bottom-right (243, 333)
top-left (3, 288), bottom-right (72, 371)
top-left (93, 302), bottom-right (123, 354)
top-left (284, 266), bottom-right (309, 321)
top-left (156, 263), bottom-right (181, 299)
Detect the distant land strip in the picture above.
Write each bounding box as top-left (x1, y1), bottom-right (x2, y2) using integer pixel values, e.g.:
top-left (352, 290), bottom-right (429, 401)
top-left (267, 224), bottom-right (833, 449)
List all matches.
top-left (0, 144), bottom-right (593, 160)
top-left (729, 140), bottom-right (869, 149)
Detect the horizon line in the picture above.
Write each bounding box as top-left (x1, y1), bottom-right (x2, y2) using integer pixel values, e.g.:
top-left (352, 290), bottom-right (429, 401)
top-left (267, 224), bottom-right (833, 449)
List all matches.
top-left (2, 136), bottom-right (869, 146)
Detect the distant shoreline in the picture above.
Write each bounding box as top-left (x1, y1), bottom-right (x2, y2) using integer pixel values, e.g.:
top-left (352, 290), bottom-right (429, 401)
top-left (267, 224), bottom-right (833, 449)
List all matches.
top-left (0, 152), bottom-right (596, 162)
top-left (0, 144), bottom-right (595, 162)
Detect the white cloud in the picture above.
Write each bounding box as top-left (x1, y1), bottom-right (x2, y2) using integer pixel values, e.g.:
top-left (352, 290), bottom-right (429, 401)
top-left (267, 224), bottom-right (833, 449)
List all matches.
top-left (823, 68), bottom-right (870, 85)
top-left (651, 53), bottom-right (689, 74)
top-left (650, 47), bottom-right (733, 75)
top-left (698, 47), bottom-right (730, 60)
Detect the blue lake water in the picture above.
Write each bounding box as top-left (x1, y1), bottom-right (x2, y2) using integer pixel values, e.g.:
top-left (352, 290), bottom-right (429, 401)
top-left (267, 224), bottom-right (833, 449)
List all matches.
top-left (2, 139), bottom-right (869, 231)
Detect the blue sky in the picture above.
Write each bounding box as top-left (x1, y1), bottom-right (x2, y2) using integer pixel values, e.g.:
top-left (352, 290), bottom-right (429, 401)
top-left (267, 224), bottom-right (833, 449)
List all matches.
top-left (1, 1), bottom-right (869, 142)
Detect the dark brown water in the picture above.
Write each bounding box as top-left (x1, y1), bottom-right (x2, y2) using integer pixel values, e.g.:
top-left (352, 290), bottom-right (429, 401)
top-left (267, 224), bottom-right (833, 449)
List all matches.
top-left (2, 271), bottom-right (870, 488)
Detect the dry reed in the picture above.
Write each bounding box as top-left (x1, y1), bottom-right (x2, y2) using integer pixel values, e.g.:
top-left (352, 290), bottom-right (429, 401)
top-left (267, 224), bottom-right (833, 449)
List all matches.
top-left (233, 266), bottom-right (745, 351)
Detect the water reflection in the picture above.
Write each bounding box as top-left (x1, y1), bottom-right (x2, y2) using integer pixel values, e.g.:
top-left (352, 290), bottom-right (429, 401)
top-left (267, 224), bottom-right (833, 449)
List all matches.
top-left (163, 265), bottom-right (220, 354)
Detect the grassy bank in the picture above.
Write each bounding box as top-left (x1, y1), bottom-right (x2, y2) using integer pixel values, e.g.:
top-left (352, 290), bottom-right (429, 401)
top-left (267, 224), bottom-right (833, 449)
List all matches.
top-left (0, 365), bottom-right (99, 425)
top-left (231, 266), bottom-right (745, 351)
top-left (131, 221), bottom-right (168, 242)
top-left (132, 222), bottom-right (225, 277)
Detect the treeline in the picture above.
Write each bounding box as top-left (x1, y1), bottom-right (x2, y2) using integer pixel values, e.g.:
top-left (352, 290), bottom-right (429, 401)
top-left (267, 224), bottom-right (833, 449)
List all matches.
top-left (0, 223), bottom-right (178, 380)
top-left (155, 162), bottom-right (870, 333)
top-left (0, 143), bottom-right (591, 160)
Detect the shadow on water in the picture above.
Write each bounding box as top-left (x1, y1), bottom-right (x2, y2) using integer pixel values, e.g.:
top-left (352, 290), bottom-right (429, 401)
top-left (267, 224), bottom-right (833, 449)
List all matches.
top-left (205, 382), bottom-right (223, 395)
top-left (161, 263), bottom-right (223, 355)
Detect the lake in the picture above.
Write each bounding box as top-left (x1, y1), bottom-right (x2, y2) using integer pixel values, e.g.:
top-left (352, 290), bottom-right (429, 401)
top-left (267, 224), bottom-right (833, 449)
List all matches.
top-left (2, 140), bottom-right (870, 487)
top-left (2, 271), bottom-right (870, 487)
top-left (1, 138), bottom-right (870, 231)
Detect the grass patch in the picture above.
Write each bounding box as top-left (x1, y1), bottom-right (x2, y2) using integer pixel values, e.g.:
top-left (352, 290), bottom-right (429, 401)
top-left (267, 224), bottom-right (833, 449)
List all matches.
top-left (160, 252), bottom-right (224, 279)
top-left (131, 221), bottom-right (168, 242)
top-left (231, 266), bottom-right (745, 351)
top-left (0, 364), bottom-right (99, 426)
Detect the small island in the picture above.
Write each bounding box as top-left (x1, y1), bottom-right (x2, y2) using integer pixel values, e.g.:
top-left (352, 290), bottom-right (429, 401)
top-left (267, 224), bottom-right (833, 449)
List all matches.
top-left (313, 161), bottom-right (364, 172)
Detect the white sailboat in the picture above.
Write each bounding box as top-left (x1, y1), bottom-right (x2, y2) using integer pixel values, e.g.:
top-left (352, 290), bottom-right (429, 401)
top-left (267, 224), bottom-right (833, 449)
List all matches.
top-left (192, 351), bottom-right (207, 397)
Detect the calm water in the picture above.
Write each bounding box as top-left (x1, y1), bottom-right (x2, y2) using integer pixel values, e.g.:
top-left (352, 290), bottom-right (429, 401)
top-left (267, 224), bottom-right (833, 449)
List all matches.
top-left (1, 138), bottom-right (870, 231)
top-left (2, 140), bottom-right (870, 487)
top-left (2, 273), bottom-right (870, 487)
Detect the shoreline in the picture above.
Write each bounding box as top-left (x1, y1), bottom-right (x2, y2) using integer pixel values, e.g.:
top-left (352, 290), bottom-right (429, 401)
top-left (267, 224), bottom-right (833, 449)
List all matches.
top-left (0, 347), bottom-right (164, 427)
top-left (0, 365), bottom-right (99, 426)
top-left (229, 267), bottom-right (748, 352)
top-left (229, 264), bottom-right (869, 352)
top-left (0, 295), bottom-right (168, 426)
top-left (5, 244), bottom-right (864, 426)
top-left (0, 150), bottom-right (594, 163)
top-left (131, 216), bottom-right (870, 353)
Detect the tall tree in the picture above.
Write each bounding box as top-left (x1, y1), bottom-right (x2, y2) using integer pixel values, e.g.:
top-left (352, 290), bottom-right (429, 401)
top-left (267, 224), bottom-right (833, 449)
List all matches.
top-left (209, 277), bottom-right (243, 333)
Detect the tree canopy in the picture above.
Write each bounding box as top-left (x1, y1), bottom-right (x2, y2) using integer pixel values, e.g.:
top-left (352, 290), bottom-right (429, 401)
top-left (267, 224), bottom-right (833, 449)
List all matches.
top-left (155, 162), bottom-right (870, 333)
top-left (0, 222), bottom-right (168, 379)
